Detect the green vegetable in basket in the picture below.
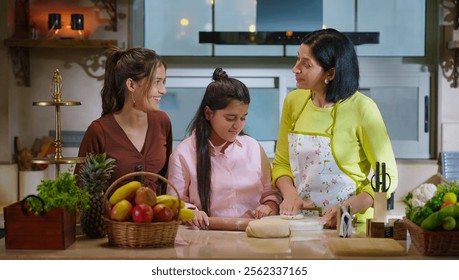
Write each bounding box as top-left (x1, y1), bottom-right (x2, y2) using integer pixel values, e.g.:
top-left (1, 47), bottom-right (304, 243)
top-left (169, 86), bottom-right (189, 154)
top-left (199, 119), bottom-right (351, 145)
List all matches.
top-left (424, 196), bottom-right (443, 212)
top-left (420, 205), bottom-right (459, 230)
top-left (403, 184), bottom-right (437, 219)
top-left (442, 216), bottom-right (456, 231)
top-left (404, 181), bottom-right (459, 225)
top-left (27, 171), bottom-right (90, 215)
top-left (436, 181), bottom-right (459, 201)
top-left (410, 206), bottom-right (433, 226)
top-left (404, 192), bottom-right (413, 218)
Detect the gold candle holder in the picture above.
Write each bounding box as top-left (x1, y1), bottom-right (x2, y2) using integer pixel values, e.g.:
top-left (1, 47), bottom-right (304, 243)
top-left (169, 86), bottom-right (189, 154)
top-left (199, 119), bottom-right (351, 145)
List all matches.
top-left (30, 69), bottom-right (84, 177)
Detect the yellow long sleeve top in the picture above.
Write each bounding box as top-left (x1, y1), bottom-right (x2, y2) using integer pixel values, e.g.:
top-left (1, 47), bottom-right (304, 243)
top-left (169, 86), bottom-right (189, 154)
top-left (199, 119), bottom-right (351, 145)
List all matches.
top-left (272, 89), bottom-right (398, 220)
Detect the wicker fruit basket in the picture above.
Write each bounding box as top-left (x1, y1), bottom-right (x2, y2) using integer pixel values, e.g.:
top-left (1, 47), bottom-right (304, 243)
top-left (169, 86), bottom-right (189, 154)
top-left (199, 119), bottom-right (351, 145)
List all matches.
top-left (403, 217), bottom-right (459, 256)
top-left (104, 171), bottom-right (181, 248)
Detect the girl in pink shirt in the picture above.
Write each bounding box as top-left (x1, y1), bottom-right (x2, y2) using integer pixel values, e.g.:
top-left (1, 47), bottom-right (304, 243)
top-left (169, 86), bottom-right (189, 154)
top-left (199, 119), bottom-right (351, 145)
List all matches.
top-left (167, 68), bottom-right (280, 229)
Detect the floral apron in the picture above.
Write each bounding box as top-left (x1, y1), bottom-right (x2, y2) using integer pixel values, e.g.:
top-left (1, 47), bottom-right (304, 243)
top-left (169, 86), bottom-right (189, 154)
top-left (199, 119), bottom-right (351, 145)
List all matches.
top-left (288, 100), bottom-right (356, 212)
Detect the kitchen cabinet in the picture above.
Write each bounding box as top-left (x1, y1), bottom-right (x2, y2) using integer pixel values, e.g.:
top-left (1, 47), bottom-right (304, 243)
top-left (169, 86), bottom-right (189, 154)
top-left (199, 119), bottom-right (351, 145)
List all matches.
top-left (144, 0), bottom-right (212, 56)
top-left (163, 72), bottom-right (280, 158)
top-left (144, 0), bottom-right (425, 57)
top-left (324, 0), bottom-right (426, 57)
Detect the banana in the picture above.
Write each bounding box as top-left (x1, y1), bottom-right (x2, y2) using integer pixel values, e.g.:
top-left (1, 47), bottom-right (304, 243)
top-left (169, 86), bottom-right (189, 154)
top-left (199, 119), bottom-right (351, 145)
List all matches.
top-left (178, 208), bottom-right (195, 221)
top-left (156, 194), bottom-right (185, 212)
top-left (109, 181), bottom-right (142, 205)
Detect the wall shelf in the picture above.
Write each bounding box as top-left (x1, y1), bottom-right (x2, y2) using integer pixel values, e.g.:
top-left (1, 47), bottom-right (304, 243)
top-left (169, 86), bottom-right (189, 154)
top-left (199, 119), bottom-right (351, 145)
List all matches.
top-left (6, 0), bottom-right (120, 86)
top-left (4, 38), bottom-right (117, 48)
top-left (4, 39), bottom-right (117, 86)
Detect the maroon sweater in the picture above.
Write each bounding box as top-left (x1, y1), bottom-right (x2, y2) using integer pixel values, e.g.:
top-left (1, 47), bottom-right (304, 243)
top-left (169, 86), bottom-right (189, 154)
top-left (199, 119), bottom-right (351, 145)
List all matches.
top-left (76, 111), bottom-right (172, 194)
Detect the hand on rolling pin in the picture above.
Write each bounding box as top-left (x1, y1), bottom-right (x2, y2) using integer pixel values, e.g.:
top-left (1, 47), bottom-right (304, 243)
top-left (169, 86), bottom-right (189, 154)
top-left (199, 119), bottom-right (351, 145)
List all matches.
top-left (186, 209), bottom-right (210, 230)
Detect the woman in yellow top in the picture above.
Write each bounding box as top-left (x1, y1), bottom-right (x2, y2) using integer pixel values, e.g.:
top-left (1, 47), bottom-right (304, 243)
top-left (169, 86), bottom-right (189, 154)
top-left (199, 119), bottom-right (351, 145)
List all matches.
top-left (272, 28), bottom-right (398, 227)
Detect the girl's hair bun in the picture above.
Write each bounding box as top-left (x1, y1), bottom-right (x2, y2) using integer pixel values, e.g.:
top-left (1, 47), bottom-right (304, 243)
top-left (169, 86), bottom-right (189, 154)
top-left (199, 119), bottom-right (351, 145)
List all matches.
top-left (212, 67), bottom-right (228, 81)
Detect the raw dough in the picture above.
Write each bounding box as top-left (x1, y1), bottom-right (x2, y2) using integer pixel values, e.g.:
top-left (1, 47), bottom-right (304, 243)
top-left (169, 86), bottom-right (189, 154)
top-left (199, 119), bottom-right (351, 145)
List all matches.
top-left (246, 219), bottom-right (290, 238)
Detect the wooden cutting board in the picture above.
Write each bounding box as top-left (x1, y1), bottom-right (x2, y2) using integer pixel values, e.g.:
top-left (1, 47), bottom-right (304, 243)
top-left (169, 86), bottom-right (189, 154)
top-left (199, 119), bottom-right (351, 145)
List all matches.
top-left (328, 237), bottom-right (406, 256)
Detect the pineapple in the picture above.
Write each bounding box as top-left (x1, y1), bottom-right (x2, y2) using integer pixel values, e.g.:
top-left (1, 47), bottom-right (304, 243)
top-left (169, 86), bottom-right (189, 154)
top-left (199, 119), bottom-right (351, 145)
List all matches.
top-left (78, 153), bottom-right (116, 238)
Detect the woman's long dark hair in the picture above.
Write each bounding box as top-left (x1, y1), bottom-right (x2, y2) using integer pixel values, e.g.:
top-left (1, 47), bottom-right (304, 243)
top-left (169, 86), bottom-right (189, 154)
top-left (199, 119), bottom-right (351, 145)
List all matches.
top-left (186, 67), bottom-right (250, 215)
top-left (100, 47), bottom-right (167, 116)
top-left (301, 28), bottom-right (359, 103)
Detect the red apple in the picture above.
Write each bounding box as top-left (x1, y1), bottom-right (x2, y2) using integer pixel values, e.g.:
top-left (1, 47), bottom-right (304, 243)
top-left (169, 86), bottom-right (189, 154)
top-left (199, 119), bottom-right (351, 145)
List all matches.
top-left (131, 203), bottom-right (154, 223)
top-left (152, 203), bottom-right (174, 222)
top-left (135, 187), bottom-right (157, 206)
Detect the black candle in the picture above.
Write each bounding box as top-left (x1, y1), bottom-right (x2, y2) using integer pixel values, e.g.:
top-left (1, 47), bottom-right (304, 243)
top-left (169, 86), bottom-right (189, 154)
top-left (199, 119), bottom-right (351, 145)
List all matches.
top-left (71, 14), bottom-right (84, 30)
top-left (48, 13), bottom-right (61, 30)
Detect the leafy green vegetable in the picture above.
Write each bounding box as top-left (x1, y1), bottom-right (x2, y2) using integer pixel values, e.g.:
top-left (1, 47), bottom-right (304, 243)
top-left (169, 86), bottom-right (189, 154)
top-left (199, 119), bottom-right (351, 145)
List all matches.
top-left (404, 192), bottom-right (413, 217)
top-left (26, 172), bottom-right (90, 215)
top-left (424, 196), bottom-right (442, 212)
top-left (409, 206), bottom-right (433, 225)
top-left (436, 181), bottom-right (459, 199)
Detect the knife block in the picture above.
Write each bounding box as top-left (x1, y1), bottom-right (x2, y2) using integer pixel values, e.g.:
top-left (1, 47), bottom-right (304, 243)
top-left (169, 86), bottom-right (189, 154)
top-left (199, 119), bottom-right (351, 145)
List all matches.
top-left (366, 218), bottom-right (406, 239)
top-left (367, 219), bottom-right (385, 238)
top-left (373, 192), bottom-right (387, 222)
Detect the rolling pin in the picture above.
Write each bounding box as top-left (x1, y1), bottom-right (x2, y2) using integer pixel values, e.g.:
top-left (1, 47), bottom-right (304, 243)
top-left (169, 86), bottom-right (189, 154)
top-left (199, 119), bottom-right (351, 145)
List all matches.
top-left (208, 217), bottom-right (253, 231)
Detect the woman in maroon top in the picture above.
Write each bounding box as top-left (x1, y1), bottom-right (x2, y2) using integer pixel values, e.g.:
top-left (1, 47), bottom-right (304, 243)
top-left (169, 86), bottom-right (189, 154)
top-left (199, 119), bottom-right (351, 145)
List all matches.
top-left (77, 47), bottom-right (172, 194)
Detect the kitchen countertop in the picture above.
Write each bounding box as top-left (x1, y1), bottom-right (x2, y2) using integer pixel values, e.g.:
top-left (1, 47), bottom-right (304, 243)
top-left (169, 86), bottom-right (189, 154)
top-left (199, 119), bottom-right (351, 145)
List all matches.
top-left (0, 199), bottom-right (407, 229)
top-left (0, 200), bottom-right (423, 260)
top-left (0, 222), bottom-right (454, 260)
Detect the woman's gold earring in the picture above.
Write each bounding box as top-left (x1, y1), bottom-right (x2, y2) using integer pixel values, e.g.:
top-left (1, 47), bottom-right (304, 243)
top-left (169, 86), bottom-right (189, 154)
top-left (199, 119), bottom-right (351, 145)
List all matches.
top-left (131, 92), bottom-right (136, 107)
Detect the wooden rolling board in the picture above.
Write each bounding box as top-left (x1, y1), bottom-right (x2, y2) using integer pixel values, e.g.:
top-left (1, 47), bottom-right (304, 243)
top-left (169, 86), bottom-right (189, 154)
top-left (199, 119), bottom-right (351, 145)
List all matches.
top-left (328, 238), bottom-right (406, 256)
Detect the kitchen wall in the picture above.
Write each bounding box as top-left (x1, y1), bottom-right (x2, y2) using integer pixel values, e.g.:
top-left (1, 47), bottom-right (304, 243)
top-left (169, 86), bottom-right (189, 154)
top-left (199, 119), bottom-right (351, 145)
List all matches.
top-left (0, 0), bottom-right (131, 210)
top-left (0, 0), bottom-right (19, 212)
top-left (0, 0), bottom-right (457, 211)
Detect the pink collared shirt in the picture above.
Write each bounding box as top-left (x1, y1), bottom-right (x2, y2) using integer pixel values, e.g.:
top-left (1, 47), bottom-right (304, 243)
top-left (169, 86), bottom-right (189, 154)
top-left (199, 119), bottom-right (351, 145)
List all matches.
top-left (167, 133), bottom-right (280, 218)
